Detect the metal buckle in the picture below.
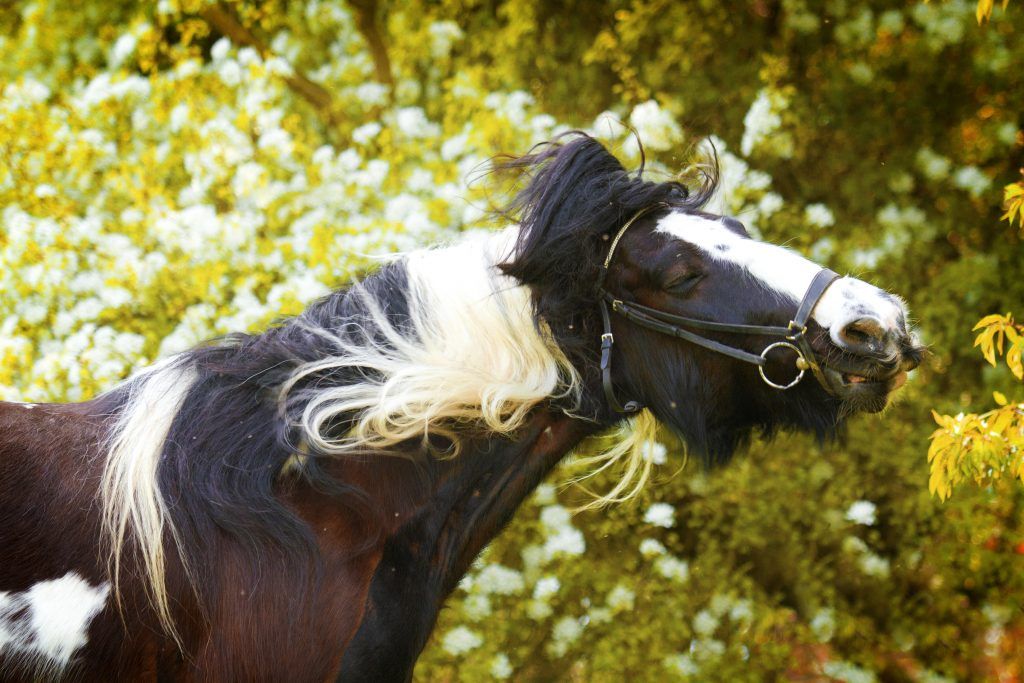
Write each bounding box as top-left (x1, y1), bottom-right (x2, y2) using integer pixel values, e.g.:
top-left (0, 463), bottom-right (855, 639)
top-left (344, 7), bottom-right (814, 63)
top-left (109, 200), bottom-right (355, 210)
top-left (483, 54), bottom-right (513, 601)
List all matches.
top-left (601, 332), bottom-right (614, 343)
top-left (786, 321), bottom-right (807, 341)
top-left (758, 341), bottom-right (806, 390)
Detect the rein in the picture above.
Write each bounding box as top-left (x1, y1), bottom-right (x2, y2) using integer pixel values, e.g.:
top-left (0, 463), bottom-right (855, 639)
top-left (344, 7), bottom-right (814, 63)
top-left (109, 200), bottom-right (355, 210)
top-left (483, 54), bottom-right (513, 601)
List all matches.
top-left (596, 205), bottom-right (842, 414)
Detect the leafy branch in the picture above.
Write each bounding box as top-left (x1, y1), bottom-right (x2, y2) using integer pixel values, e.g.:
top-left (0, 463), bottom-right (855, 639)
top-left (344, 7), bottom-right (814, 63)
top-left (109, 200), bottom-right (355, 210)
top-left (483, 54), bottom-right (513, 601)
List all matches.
top-left (976, 0), bottom-right (1011, 23)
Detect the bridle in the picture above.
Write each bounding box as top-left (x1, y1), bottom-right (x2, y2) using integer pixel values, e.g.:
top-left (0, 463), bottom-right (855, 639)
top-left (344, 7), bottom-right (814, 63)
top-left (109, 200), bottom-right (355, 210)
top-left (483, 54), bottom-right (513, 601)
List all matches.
top-left (596, 205), bottom-right (843, 414)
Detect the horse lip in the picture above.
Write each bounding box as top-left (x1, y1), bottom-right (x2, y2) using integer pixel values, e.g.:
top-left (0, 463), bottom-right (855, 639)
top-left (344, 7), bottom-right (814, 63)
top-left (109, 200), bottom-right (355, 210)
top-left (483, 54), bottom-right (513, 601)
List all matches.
top-left (822, 359), bottom-right (901, 384)
top-left (818, 336), bottom-right (923, 383)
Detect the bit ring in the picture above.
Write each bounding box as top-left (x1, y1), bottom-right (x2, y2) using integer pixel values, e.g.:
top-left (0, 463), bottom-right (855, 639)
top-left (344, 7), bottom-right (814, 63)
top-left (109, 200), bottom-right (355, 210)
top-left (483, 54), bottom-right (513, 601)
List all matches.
top-left (758, 341), bottom-right (807, 390)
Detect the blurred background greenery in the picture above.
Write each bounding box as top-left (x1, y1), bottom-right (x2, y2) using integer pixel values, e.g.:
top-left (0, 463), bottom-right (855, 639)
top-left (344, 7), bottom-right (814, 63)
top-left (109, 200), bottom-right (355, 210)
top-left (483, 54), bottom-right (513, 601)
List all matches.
top-left (2, 0), bottom-right (1023, 680)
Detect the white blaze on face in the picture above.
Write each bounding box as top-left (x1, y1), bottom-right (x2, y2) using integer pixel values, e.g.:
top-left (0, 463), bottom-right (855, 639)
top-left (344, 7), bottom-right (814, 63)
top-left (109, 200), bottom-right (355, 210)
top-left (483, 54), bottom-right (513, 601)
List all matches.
top-left (0, 573), bottom-right (110, 674)
top-left (655, 213), bottom-right (907, 343)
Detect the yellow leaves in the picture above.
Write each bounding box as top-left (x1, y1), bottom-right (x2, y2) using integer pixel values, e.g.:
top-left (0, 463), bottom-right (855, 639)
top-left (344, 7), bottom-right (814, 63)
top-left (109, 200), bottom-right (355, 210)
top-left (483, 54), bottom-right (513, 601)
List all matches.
top-left (977, 0), bottom-right (995, 22)
top-left (973, 313), bottom-right (1023, 374)
top-left (1003, 180), bottom-right (1024, 229)
top-left (1008, 341), bottom-right (1024, 380)
top-left (930, 311), bottom-right (1024, 500)
top-left (976, 0), bottom-right (1011, 23)
top-left (928, 402), bottom-right (1024, 500)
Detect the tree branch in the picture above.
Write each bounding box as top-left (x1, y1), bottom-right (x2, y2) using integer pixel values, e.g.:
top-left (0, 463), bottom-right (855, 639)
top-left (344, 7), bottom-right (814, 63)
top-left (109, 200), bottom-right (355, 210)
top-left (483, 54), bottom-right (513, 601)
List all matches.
top-left (346, 0), bottom-right (395, 90)
top-left (200, 3), bottom-right (339, 123)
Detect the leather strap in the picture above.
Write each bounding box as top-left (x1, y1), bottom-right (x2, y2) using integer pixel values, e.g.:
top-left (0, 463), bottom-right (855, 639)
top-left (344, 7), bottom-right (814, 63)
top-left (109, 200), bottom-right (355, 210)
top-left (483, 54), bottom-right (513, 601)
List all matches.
top-left (600, 298), bottom-right (642, 414)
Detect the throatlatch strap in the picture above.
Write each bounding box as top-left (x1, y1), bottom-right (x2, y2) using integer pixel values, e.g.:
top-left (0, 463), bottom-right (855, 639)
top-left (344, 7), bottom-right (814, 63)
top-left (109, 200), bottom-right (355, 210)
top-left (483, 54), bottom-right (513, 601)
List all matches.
top-left (600, 299), bottom-right (642, 414)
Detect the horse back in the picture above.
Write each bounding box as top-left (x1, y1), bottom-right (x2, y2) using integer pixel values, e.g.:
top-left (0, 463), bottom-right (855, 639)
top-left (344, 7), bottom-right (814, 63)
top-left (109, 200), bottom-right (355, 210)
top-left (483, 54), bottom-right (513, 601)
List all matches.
top-left (0, 401), bottom-right (161, 681)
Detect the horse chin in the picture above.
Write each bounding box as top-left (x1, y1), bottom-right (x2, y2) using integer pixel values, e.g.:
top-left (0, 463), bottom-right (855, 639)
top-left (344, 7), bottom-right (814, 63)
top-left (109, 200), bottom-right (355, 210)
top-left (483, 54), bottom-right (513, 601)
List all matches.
top-left (822, 366), bottom-right (907, 414)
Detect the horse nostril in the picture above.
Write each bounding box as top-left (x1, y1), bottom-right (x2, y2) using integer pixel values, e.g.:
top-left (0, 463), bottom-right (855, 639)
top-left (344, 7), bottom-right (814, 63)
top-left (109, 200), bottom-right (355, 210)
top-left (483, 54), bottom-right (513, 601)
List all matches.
top-left (836, 317), bottom-right (886, 352)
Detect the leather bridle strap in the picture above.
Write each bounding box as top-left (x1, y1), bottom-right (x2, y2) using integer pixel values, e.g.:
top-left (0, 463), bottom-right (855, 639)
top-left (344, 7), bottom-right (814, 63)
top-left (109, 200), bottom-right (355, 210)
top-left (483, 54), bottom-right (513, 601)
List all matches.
top-left (596, 206), bottom-right (843, 414)
top-left (599, 297), bottom-right (642, 414)
top-left (785, 267), bottom-right (843, 390)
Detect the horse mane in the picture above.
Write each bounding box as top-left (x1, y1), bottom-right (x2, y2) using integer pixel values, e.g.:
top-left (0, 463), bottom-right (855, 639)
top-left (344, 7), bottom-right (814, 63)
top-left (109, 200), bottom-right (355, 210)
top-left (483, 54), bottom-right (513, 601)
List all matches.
top-left (496, 132), bottom-right (716, 371)
top-left (98, 132), bottom-right (716, 640)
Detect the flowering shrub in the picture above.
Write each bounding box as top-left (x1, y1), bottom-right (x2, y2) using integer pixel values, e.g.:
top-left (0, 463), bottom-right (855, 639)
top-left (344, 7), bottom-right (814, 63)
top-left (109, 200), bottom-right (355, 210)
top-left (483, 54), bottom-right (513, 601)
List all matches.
top-left (4, 0), bottom-right (1024, 680)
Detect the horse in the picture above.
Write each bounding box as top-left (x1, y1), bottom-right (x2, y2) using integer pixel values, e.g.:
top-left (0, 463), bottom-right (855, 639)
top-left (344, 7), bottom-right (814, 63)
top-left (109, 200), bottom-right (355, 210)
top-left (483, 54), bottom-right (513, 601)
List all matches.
top-left (0, 133), bottom-right (922, 681)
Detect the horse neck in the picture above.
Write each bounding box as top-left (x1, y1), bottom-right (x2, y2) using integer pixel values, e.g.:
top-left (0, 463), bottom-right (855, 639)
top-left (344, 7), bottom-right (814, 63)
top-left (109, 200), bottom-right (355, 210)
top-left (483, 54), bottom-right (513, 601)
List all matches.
top-left (340, 409), bottom-right (596, 591)
top-left (331, 409), bottom-right (597, 676)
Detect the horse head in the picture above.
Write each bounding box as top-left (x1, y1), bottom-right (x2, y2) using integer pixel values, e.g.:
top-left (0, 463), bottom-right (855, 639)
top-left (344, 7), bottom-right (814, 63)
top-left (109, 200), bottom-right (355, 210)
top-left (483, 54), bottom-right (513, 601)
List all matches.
top-left (500, 133), bottom-right (923, 464)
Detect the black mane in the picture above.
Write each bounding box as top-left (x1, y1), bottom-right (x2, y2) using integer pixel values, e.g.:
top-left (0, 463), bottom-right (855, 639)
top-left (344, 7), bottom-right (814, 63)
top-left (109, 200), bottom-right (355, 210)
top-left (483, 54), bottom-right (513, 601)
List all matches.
top-left (496, 133), bottom-right (717, 416)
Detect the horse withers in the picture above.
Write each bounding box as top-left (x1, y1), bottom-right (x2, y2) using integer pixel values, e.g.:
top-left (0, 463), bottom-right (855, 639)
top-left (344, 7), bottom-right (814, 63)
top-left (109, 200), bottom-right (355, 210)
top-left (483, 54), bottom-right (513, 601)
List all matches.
top-left (0, 134), bottom-right (921, 681)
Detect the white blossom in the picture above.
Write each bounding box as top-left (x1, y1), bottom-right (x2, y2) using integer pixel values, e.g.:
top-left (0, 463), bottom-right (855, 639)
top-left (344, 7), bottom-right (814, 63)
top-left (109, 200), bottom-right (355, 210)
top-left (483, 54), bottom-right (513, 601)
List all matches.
top-left (533, 576), bottom-right (560, 600)
top-left (489, 654), bottom-right (513, 679)
top-left (805, 203), bottom-right (836, 228)
top-left (740, 92), bottom-right (777, 155)
top-left (643, 502), bottom-right (676, 528)
top-left (109, 33), bottom-right (137, 68)
top-left (693, 609), bottom-right (719, 637)
top-left (628, 100), bottom-right (683, 152)
top-left (606, 584), bottom-right (635, 612)
top-left (641, 440), bottom-right (668, 465)
top-left (639, 538), bottom-right (667, 558)
top-left (845, 500), bottom-right (877, 526)
top-left (654, 555), bottom-right (690, 582)
top-left (952, 165), bottom-right (991, 198)
top-left (352, 122), bottom-right (382, 145)
top-left (810, 608), bottom-right (836, 642)
top-left (441, 626), bottom-right (483, 656)
top-left (474, 564), bottom-right (525, 596)
top-left (916, 147), bottom-right (951, 180)
top-left (547, 616), bottom-right (583, 657)
top-left (394, 107), bottom-right (441, 139)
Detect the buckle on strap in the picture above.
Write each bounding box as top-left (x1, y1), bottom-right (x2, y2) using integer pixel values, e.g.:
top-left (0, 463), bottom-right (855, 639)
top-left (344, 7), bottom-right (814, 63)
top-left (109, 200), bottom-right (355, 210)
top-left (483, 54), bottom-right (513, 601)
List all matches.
top-left (786, 320), bottom-right (807, 341)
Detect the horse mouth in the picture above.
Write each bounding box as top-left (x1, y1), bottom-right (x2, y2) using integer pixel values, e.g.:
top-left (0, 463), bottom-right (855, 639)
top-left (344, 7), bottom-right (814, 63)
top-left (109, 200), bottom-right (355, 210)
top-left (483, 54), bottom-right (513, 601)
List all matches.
top-left (822, 347), bottom-right (921, 412)
top-left (840, 369), bottom-right (907, 388)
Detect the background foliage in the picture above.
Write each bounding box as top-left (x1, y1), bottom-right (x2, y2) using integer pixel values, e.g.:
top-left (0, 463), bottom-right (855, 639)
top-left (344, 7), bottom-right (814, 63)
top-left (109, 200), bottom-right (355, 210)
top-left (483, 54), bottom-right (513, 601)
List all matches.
top-left (2, 0), bottom-right (1024, 680)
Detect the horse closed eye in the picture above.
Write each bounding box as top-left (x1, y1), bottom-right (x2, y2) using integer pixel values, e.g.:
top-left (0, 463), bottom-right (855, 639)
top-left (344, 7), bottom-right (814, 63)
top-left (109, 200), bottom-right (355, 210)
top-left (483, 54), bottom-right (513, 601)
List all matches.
top-left (665, 273), bottom-right (703, 294)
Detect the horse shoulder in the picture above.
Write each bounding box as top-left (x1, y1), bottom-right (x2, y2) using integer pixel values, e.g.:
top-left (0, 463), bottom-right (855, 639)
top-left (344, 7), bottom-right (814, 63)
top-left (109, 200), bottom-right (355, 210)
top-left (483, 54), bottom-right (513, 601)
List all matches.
top-left (184, 484), bottom-right (386, 681)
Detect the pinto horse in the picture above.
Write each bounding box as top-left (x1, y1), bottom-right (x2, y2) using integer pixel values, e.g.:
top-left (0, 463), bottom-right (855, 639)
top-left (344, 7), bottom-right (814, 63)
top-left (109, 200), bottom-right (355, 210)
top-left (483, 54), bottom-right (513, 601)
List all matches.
top-left (0, 134), bottom-right (921, 681)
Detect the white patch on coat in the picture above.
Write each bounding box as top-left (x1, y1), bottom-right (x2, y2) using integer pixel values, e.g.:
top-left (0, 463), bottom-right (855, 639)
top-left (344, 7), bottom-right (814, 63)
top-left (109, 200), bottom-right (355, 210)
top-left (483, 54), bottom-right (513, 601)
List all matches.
top-left (0, 573), bottom-right (109, 675)
top-left (655, 213), bottom-right (906, 343)
top-left (19, 404), bottom-right (37, 410)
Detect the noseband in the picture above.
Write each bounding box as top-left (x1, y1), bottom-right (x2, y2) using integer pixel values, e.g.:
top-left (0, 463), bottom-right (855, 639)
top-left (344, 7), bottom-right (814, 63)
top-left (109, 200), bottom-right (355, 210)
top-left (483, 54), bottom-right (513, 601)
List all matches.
top-left (596, 206), bottom-right (842, 414)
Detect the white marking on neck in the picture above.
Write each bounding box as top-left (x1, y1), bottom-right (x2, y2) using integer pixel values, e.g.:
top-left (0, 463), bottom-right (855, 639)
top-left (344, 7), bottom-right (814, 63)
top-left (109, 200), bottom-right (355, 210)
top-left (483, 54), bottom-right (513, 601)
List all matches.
top-left (16, 403), bottom-right (37, 410)
top-left (102, 357), bottom-right (197, 643)
top-left (655, 213), bottom-right (905, 336)
top-left (0, 572), bottom-right (109, 675)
